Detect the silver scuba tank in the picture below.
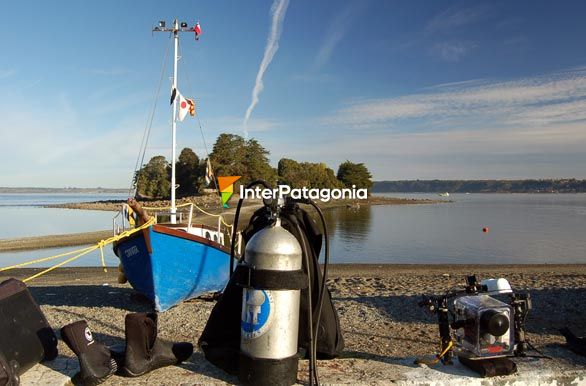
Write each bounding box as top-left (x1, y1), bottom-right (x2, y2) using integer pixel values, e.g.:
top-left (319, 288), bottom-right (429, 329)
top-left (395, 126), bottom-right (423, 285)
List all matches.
top-left (238, 218), bottom-right (303, 386)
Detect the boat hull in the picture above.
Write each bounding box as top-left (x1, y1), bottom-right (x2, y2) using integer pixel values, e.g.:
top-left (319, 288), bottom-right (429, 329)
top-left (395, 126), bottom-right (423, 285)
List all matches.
top-left (114, 224), bottom-right (231, 311)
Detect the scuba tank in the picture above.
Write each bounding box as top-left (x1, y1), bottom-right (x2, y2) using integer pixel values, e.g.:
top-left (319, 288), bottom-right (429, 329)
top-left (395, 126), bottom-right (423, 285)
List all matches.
top-left (237, 217), bottom-right (305, 386)
top-left (199, 180), bottom-right (344, 386)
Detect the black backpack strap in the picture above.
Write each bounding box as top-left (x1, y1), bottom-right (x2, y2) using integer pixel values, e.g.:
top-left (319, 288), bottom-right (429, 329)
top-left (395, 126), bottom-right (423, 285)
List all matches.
top-left (234, 263), bottom-right (308, 290)
top-left (0, 351), bottom-right (19, 386)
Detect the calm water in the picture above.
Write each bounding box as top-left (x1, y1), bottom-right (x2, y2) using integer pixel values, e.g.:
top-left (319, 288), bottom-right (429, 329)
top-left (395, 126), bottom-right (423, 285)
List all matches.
top-left (0, 193), bottom-right (127, 267)
top-left (1, 193), bottom-right (585, 267)
top-left (324, 193), bottom-right (586, 264)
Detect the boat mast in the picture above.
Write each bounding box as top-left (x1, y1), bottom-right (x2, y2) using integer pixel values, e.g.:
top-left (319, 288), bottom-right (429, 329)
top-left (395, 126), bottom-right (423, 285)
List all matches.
top-left (153, 18), bottom-right (195, 224)
top-left (171, 20), bottom-right (179, 224)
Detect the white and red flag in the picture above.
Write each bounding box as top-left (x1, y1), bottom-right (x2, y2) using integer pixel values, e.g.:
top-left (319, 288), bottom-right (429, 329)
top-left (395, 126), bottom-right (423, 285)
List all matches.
top-left (178, 92), bottom-right (189, 121)
top-left (177, 91), bottom-right (196, 121)
top-left (194, 22), bottom-right (202, 40)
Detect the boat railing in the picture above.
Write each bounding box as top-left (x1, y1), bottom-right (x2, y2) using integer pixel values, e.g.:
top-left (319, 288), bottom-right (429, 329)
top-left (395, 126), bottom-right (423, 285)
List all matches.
top-left (113, 204), bottom-right (135, 235)
top-left (113, 202), bottom-right (237, 251)
top-left (147, 203), bottom-right (194, 227)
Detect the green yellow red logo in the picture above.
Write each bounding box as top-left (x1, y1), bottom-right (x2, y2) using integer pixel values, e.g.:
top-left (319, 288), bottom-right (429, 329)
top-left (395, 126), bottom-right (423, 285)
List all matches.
top-left (218, 176), bottom-right (241, 208)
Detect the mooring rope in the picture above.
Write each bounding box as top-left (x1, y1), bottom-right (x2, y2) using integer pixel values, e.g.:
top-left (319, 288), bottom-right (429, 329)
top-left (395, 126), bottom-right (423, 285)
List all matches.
top-left (0, 218), bottom-right (156, 283)
top-left (142, 202), bottom-right (233, 230)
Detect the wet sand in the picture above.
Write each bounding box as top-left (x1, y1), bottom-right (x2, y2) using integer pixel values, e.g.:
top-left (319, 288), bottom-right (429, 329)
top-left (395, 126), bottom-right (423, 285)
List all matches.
top-left (2, 264), bottom-right (585, 385)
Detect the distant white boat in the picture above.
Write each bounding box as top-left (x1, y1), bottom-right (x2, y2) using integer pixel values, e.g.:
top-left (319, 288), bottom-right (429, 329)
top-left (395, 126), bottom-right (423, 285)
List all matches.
top-left (438, 192), bottom-right (450, 197)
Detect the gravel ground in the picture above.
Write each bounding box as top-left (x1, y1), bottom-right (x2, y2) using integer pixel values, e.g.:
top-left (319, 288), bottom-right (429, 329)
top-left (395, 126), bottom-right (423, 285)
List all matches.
top-left (2, 264), bottom-right (585, 385)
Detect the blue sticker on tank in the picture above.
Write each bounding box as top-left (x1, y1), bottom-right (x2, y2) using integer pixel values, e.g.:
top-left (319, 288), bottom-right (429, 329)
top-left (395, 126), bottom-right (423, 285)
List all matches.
top-left (241, 289), bottom-right (274, 339)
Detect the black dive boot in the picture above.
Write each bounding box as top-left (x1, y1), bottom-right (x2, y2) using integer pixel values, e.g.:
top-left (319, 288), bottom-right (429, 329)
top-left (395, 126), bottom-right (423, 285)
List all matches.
top-left (60, 321), bottom-right (117, 386)
top-left (119, 313), bottom-right (193, 377)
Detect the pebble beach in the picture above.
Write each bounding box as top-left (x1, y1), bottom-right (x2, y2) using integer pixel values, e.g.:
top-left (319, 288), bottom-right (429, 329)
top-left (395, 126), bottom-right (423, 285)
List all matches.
top-left (3, 264), bottom-right (585, 385)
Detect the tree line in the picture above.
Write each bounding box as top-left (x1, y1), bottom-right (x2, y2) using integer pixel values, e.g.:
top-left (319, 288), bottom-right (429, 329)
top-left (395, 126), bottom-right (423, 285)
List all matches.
top-left (373, 179), bottom-right (586, 193)
top-left (134, 133), bottom-right (373, 198)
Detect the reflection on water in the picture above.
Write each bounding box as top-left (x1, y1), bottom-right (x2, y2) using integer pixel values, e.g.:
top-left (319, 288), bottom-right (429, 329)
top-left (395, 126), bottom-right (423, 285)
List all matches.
top-left (324, 193), bottom-right (586, 264)
top-left (323, 204), bottom-right (372, 248)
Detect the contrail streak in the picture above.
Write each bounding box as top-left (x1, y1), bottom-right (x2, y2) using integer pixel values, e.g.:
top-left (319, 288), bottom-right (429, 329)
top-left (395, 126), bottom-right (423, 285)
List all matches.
top-left (243, 0), bottom-right (289, 138)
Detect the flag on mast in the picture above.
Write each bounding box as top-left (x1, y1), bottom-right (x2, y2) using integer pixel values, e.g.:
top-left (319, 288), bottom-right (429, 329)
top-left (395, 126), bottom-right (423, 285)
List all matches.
top-left (205, 158), bottom-right (214, 186)
top-left (187, 98), bottom-right (196, 117)
top-left (170, 87), bottom-right (177, 105)
top-left (194, 22), bottom-right (202, 40)
top-left (178, 92), bottom-right (189, 121)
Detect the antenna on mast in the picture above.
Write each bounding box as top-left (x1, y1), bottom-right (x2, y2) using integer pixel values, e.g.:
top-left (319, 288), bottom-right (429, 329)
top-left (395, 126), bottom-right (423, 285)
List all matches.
top-left (152, 18), bottom-right (200, 224)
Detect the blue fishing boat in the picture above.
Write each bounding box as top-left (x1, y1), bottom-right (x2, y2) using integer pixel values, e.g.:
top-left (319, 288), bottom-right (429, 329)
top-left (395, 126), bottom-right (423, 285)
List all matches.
top-left (114, 223), bottom-right (231, 311)
top-left (112, 19), bottom-right (234, 311)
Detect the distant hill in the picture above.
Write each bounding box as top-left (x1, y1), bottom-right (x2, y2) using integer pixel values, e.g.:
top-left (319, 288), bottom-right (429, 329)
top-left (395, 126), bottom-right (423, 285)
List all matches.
top-left (372, 179), bottom-right (586, 193)
top-left (0, 187), bottom-right (127, 194)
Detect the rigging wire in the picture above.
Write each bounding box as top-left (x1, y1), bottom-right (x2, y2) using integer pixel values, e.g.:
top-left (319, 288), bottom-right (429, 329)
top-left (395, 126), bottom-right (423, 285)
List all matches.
top-left (178, 39), bottom-right (224, 213)
top-left (129, 38), bottom-right (172, 196)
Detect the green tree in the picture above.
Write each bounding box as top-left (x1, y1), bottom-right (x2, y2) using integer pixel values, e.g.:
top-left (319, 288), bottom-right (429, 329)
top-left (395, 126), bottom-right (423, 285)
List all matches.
top-left (176, 147), bottom-right (201, 196)
top-left (245, 139), bottom-right (278, 184)
top-left (135, 155), bottom-right (170, 198)
top-left (278, 158), bottom-right (306, 187)
top-left (209, 134), bottom-right (247, 178)
top-left (209, 133), bottom-right (277, 186)
top-left (278, 158), bottom-right (342, 189)
top-left (337, 161), bottom-right (373, 189)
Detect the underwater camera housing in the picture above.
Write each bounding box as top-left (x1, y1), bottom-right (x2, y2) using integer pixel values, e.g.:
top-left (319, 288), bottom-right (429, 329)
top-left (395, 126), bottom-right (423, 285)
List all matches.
top-left (452, 295), bottom-right (514, 358)
top-left (418, 275), bottom-right (531, 366)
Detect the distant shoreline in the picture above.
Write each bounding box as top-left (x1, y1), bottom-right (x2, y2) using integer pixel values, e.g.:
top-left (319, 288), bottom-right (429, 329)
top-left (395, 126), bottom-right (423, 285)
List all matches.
top-left (373, 178), bottom-right (586, 193)
top-left (0, 187), bottom-right (127, 194)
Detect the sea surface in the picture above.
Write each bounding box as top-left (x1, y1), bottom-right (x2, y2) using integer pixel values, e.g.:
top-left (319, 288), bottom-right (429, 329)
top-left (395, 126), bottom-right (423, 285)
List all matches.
top-left (0, 193), bottom-right (127, 268)
top-left (325, 193), bottom-right (586, 264)
top-left (0, 192), bottom-right (585, 268)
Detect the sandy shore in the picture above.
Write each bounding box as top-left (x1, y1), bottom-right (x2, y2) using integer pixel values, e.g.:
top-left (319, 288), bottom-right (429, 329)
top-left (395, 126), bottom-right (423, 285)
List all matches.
top-left (0, 230), bottom-right (113, 252)
top-left (43, 193), bottom-right (441, 212)
top-left (2, 264), bottom-right (585, 385)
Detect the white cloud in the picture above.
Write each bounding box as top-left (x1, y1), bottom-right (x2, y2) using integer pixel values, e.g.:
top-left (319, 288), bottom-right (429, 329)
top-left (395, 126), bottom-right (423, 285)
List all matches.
top-left (0, 69), bottom-right (16, 80)
top-left (425, 5), bottom-right (490, 34)
top-left (243, 0), bottom-right (290, 137)
top-left (322, 68), bottom-right (586, 129)
top-left (429, 41), bottom-right (476, 62)
top-left (277, 122), bottom-right (586, 179)
top-left (313, 3), bottom-right (362, 71)
top-left (0, 90), bottom-right (146, 187)
top-left (309, 67), bottom-right (586, 179)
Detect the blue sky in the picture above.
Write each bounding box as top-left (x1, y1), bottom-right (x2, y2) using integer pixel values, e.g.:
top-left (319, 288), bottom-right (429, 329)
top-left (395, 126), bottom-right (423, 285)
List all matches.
top-left (2, 0), bottom-right (586, 187)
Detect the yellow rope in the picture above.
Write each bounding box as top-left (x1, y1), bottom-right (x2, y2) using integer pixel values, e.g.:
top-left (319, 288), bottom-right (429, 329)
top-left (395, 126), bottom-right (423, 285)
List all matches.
top-left (0, 246), bottom-right (96, 272)
top-left (143, 202), bottom-right (234, 230)
top-left (23, 247), bottom-right (99, 282)
top-left (142, 202), bottom-right (193, 210)
top-left (0, 218), bottom-right (156, 282)
top-left (190, 203), bottom-right (234, 230)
